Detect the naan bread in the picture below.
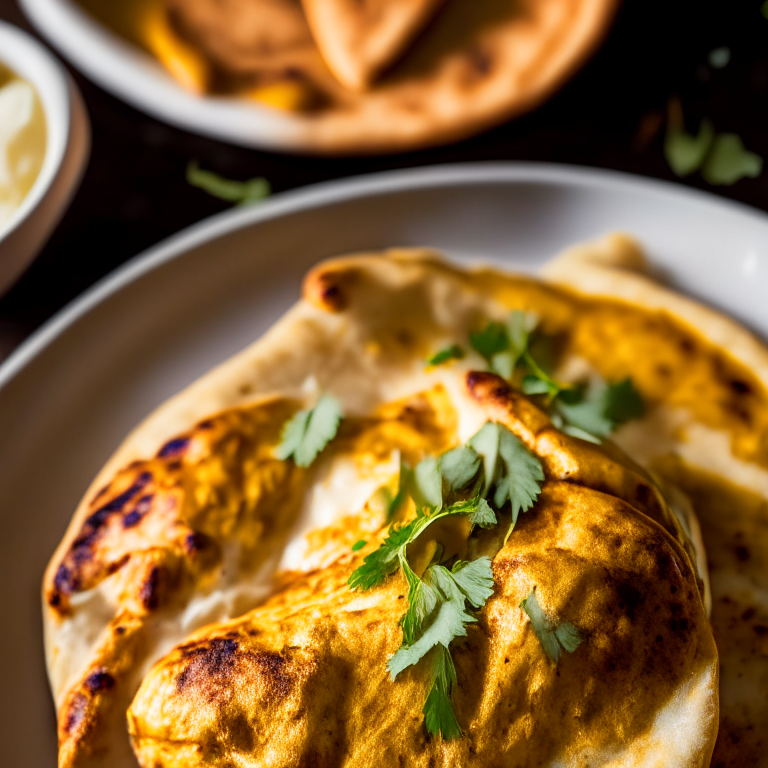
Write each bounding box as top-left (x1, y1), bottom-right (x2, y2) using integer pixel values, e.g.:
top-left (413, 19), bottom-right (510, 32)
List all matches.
top-left (300, 0), bottom-right (446, 91)
top-left (45, 238), bottom-right (768, 767)
top-left (159, 0), bottom-right (621, 153)
top-left (127, 379), bottom-right (716, 767)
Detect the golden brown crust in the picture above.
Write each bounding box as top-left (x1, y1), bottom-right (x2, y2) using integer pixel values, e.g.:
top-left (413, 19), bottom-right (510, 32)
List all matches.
top-left (45, 241), bottom-right (768, 766)
top-left (128, 454), bottom-right (717, 767)
top-left (300, 0), bottom-right (447, 91)
top-left (159, 0), bottom-right (622, 154)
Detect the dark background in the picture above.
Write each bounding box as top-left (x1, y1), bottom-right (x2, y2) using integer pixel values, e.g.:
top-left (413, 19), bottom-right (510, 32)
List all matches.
top-left (1, 0), bottom-right (767, 360)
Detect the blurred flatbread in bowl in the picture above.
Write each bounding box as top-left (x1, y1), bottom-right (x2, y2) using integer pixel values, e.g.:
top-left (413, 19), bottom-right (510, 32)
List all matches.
top-left (300, 0), bottom-right (447, 91)
top-left (152, 0), bottom-right (622, 152)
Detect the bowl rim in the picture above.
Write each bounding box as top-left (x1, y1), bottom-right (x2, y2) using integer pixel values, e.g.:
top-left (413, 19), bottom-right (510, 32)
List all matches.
top-left (0, 20), bottom-right (72, 243)
top-left (18, 0), bottom-right (305, 151)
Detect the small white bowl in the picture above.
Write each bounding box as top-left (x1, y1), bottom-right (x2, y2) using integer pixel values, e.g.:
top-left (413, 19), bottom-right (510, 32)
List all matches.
top-left (0, 21), bottom-right (90, 296)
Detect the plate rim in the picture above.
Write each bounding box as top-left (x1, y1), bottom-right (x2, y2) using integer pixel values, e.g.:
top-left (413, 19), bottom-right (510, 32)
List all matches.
top-left (2, 161), bottom-right (768, 392)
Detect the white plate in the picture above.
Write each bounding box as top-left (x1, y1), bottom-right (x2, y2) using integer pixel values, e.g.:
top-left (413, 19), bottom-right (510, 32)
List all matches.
top-left (1, 163), bottom-right (767, 766)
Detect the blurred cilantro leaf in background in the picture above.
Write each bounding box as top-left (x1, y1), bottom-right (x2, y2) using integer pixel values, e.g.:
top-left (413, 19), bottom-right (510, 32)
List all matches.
top-left (187, 161), bottom-right (271, 206)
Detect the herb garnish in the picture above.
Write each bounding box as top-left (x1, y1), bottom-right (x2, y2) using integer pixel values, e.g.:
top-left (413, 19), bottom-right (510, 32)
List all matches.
top-left (275, 393), bottom-right (343, 467)
top-left (664, 104), bottom-right (762, 186)
top-left (520, 587), bottom-right (582, 663)
top-left (352, 540), bottom-right (367, 552)
top-left (470, 311), bottom-right (643, 443)
top-left (427, 345), bottom-right (465, 367)
top-left (350, 421), bottom-right (545, 739)
top-left (186, 161), bottom-right (271, 206)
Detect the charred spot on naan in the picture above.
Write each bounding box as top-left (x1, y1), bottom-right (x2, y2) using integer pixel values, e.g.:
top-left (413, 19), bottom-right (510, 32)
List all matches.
top-left (46, 398), bottom-right (302, 615)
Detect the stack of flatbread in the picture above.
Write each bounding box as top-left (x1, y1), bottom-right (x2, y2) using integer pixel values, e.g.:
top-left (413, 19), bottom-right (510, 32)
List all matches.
top-left (148, 0), bottom-right (621, 152)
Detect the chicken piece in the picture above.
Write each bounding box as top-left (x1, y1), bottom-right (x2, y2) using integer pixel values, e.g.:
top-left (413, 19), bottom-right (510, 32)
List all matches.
top-left (128, 374), bottom-right (718, 768)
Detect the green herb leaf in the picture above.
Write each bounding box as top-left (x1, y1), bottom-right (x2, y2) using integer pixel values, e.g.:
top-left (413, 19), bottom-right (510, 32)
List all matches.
top-left (352, 540), bottom-right (367, 552)
top-left (348, 521), bottom-right (417, 591)
top-left (521, 375), bottom-right (552, 396)
top-left (423, 646), bottom-right (462, 739)
top-left (275, 393), bottom-right (343, 468)
top-left (427, 345), bottom-right (465, 367)
top-left (762, 0), bottom-right (768, 20)
top-left (401, 562), bottom-right (439, 646)
top-left (439, 446), bottom-right (481, 491)
top-left (555, 378), bottom-right (643, 441)
top-left (520, 587), bottom-right (582, 664)
top-left (186, 161), bottom-right (271, 206)
top-left (450, 557), bottom-right (495, 607)
top-left (493, 428), bottom-right (545, 540)
top-left (413, 456), bottom-right (443, 510)
top-left (506, 310), bottom-right (535, 362)
top-left (468, 498), bottom-right (497, 529)
top-left (470, 312), bottom-right (536, 380)
top-left (387, 563), bottom-right (479, 678)
top-left (384, 460), bottom-right (413, 523)
top-left (470, 322), bottom-right (508, 363)
top-left (603, 378), bottom-right (645, 424)
top-left (701, 133), bottom-right (763, 186)
top-left (468, 422), bottom-right (501, 496)
top-left (664, 118), bottom-right (714, 177)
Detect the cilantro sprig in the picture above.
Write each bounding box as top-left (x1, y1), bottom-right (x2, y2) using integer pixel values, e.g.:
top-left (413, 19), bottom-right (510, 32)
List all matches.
top-left (470, 311), bottom-right (643, 443)
top-left (349, 421), bottom-right (544, 739)
top-left (275, 393), bottom-right (343, 467)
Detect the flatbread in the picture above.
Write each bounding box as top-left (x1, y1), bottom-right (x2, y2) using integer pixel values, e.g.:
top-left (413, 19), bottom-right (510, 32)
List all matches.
top-left (299, 0), bottom-right (446, 91)
top-left (44, 237), bottom-right (768, 767)
top-left (160, 0), bottom-right (621, 153)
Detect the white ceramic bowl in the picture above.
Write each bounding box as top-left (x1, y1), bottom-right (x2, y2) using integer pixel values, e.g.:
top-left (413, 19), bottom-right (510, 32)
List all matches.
top-left (0, 21), bottom-right (90, 296)
top-left (19, 0), bottom-right (311, 151)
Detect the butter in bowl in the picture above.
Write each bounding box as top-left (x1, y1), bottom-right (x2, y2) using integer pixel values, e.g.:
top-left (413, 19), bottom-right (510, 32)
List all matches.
top-left (0, 21), bottom-right (90, 296)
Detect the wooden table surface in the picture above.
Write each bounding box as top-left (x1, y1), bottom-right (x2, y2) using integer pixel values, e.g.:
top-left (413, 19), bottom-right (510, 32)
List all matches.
top-left (1, 0), bottom-right (768, 362)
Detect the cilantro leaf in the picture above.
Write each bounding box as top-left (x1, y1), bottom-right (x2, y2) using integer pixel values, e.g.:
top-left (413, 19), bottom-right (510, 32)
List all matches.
top-left (387, 563), bottom-right (478, 678)
top-left (439, 446), bottom-right (481, 491)
top-left (348, 521), bottom-right (417, 591)
top-left (555, 378), bottom-right (643, 441)
top-left (352, 540), bottom-right (367, 552)
top-left (521, 375), bottom-right (551, 396)
top-left (494, 428), bottom-right (545, 540)
top-left (506, 310), bottom-right (535, 362)
top-left (275, 393), bottom-right (343, 467)
top-left (401, 562), bottom-right (439, 646)
top-left (470, 322), bottom-right (508, 363)
top-left (450, 557), bottom-right (494, 607)
top-left (423, 646), bottom-right (461, 739)
top-left (386, 460), bottom-right (413, 523)
top-left (427, 345), bottom-right (465, 367)
top-left (701, 133), bottom-right (763, 186)
top-left (603, 378), bottom-right (644, 424)
top-left (468, 422), bottom-right (500, 495)
top-left (187, 161), bottom-right (271, 206)
top-left (413, 456), bottom-right (443, 510)
top-left (468, 497), bottom-right (496, 529)
top-left (520, 587), bottom-right (582, 664)
top-left (470, 312), bottom-right (536, 380)
top-left (664, 119), bottom-right (714, 177)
